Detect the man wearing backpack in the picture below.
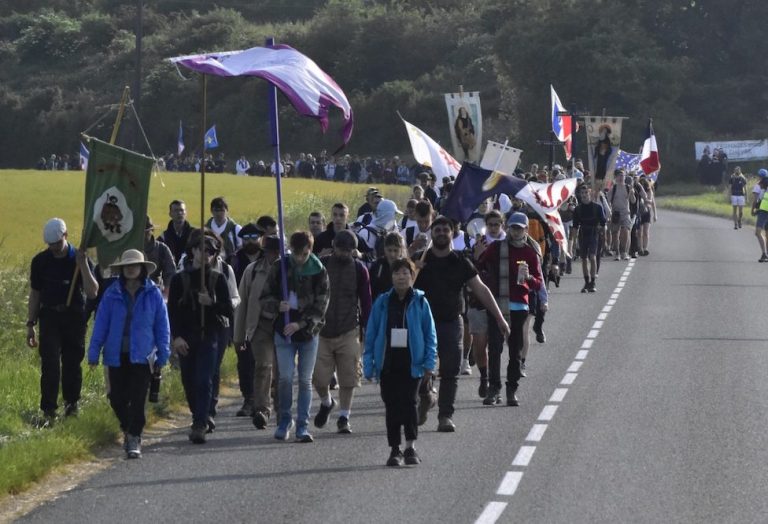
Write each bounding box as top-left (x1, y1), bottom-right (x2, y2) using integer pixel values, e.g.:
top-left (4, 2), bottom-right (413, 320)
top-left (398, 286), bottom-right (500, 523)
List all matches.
top-left (608, 171), bottom-right (637, 260)
top-left (313, 231), bottom-right (372, 434)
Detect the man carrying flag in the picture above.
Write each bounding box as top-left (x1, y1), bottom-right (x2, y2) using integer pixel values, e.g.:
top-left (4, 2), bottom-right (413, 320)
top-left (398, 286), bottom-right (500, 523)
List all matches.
top-left (639, 119), bottom-right (660, 176)
top-left (551, 85), bottom-right (573, 161)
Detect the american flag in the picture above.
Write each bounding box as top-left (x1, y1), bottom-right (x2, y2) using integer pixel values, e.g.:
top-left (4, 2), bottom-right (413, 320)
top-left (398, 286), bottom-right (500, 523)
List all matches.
top-left (615, 149), bottom-right (641, 172)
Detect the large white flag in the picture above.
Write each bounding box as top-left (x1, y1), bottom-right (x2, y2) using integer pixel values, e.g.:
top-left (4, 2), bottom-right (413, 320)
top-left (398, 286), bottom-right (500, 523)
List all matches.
top-left (401, 117), bottom-right (461, 181)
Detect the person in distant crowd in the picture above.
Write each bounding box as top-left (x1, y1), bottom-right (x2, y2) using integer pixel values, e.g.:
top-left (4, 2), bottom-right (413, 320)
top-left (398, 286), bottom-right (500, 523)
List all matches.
top-left (260, 231), bottom-right (330, 443)
top-left (313, 231), bottom-right (372, 434)
top-left (751, 169), bottom-right (768, 262)
top-left (234, 234), bottom-right (281, 430)
top-left (87, 249), bottom-right (170, 459)
top-left (396, 158), bottom-right (411, 185)
top-left (364, 258), bottom-right (437, 467)
top-left (324, 156), bottom-right (337, 181)
top-left (167, 230), bottom-right (232, 444)
top-left (730, 167), bottom-right (747, 229)
top-left (253, 161), bottom-right (267, 177)
top-left (160, 200), bottom-right (192, 264)
top-left (143, 216), bottom-right (176, 292)
top-left (26, 218), bottom-right (99, 423)
top-left (607, 170), bottom-right (636, 260)
top-left (205, 197), bottom-right (242, 259)
top-left (236, 155), bottom-right (250, 176)
top-left (405, 201), bottom-right (434, 257)
top-left (572, 185), bottom-right (607, 293)
top-left (369, 232), bottom-right (407, 300)
top-left (414, 216), bottom-right (509, 432)
top-left (308, 211), bottom-right (326, 239)
top-left (475, 212), bottom-right (542, 407)
top-left (36, 157), bottom-right (47, 170)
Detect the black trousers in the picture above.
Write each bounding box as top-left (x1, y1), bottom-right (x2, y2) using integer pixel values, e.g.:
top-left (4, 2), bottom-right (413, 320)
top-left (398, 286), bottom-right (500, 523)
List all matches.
top-left (380, 374), bottom-right (421, 447)
top-left (434, 317), bottom-right (463, 418)
top-left (487, 310), bottom-right (527, 391)
top-left (38, 308), bottom-right (86, 412)
top-left (108, 353), bottom-right (152, 436)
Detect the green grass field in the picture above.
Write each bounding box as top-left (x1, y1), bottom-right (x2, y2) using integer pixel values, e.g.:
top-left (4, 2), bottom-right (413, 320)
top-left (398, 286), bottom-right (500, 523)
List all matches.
top-left (656, 181), bottom-right (758, 226)
top-left (0, 169), bottom-right (409, 497)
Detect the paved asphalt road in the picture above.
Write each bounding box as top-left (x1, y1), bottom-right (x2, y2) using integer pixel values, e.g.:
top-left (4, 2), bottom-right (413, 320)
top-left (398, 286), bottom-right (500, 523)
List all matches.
top-left (18, 210), bottom-right (768, 524)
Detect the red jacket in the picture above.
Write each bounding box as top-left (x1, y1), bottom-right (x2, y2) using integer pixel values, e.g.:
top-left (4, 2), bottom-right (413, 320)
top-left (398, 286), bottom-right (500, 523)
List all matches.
top-left (476, 240), bottom-right (542, 305)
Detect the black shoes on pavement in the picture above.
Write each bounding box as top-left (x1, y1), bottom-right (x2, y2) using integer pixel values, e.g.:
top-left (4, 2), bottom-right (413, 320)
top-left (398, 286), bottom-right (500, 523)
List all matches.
top-left (387, 447), bottom-right (405, 467)
top-left (252, 410), bottom-right (268, 430)
top-left (478, 380), bottom-right (488, 399)
top-left (314, 398), bottom-right (336, 428)
top-left (483, 386), bottom-right (501, 406)
top-left (437, 417), bottom-right (456, 432)
top-left (506, 383), bottom-right (519, 406)
top-left (337, 416), bottom-right (352, 434)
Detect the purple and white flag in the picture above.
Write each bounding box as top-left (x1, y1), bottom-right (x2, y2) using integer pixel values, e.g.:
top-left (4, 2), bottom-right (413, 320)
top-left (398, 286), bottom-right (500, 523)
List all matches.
top-left (170, 45), bottom-right (353, 148)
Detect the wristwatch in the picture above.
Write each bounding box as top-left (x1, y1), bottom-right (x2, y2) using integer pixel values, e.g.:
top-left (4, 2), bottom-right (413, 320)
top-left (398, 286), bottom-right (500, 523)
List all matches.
top-left (26, 320), bottom-right (37, 328)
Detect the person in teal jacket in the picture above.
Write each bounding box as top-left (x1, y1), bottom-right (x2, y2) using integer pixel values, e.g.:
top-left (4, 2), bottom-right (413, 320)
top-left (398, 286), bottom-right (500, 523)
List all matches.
top-left (88, 249), bottom-right (170, 459)
top-left (363, 258), bottom-right (437, 467)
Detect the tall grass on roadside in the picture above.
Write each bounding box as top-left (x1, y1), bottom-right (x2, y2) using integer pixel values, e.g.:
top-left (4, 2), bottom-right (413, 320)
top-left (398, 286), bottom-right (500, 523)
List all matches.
top-left (656, 178), bottom-right (759, 225)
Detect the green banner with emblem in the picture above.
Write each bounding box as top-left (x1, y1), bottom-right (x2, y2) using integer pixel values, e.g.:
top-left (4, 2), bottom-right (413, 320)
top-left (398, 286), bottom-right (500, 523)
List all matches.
top-left (81, 138), bottom-right (154, 269)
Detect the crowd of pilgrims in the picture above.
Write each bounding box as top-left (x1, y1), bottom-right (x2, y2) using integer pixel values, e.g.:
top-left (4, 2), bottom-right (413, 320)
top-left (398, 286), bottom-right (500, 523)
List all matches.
top-left (33, 159), bottom-right (657, 467)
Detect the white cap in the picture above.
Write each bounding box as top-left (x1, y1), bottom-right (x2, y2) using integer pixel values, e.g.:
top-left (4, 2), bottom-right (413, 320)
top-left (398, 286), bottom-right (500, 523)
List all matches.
top-left (43, 218), bottom-right (67, 244)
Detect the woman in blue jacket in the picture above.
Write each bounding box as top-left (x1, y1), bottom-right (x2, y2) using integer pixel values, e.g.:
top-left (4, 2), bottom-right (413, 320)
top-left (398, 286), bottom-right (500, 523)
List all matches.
top-left (363, 258), bottom-right (437, 467)
top-left (88, 249), bottom-right (170, 459)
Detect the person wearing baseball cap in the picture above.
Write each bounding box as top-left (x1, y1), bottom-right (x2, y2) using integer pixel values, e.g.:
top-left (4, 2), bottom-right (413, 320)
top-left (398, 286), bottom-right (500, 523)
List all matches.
top-left (88, 249), bottom-right (170, 458)
top-left (356, 187), bottom-right (381, 218)
top-left (26, 218), bottom-right (99, 423)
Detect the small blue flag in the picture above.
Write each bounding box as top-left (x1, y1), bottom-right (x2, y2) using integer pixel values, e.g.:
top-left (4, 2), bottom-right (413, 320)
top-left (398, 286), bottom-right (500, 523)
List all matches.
top-left (177, 120), bottom-right (185, 156)
top-left (204, 125), bottom-right (218, 150)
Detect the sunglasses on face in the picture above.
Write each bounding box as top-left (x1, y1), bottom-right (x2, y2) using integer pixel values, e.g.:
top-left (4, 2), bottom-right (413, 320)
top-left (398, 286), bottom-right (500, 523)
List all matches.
top-left (241, 234), bottom-right (259, 240)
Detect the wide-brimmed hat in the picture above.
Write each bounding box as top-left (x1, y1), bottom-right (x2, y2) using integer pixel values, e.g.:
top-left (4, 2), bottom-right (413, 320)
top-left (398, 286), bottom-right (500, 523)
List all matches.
top-left (109, 249), bottom-right (156, 273)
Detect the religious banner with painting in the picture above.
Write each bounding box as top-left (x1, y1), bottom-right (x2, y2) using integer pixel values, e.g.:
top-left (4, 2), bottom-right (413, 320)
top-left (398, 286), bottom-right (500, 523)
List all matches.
top-left (445, 91), bottom-right (483, 164)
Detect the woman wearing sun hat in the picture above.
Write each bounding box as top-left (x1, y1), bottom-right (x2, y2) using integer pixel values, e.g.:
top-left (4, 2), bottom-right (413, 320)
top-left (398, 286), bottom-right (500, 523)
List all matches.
top-left (88, 249), bottom-right (170, 459)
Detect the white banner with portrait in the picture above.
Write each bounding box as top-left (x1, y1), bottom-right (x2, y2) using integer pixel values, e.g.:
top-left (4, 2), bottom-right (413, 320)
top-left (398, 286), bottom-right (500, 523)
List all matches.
top-left (480, 141), bottom-right (522, 176)
top-left (445, 91), bottom-right (483, 164)
top-left (584, 116), bottom-right (627, 187)
top-left (694, 140), bottom-right (768, 162)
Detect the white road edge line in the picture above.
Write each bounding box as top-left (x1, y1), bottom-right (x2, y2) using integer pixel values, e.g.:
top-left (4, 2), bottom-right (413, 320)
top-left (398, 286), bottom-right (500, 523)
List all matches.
top-left (587, 330), bottom-right (599, 338)
top-left (512, 446), bottom-right (536, 467)
top-left (549, 388), bottom-right (568, 402)
top-left (526, 424), bottom-right (548, 442)
top-left (496, 472), bottom-right (524, 496)
top-left (592, 321), bottom-right (604, 329)
top-left (475, 501), bottom-right (508, 524)
top-left (561, 372), bottom-right (577, 385)
top-left (597, 312), bottom-right (608, 320)
top-left (581, 339), bottom-right (593, 349)
top-left (575, 350), bottom-right (588, 360)
top-left (568, 361), bottom-right (583, 372)
top-left (538, 405), bottom-right (558, 421)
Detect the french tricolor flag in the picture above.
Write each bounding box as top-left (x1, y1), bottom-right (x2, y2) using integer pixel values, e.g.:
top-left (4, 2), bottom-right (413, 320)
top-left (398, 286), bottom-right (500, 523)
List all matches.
top-left (640, 119), bottom-right (660, 176)
top-left (550, 85), bottom-right (573, 160)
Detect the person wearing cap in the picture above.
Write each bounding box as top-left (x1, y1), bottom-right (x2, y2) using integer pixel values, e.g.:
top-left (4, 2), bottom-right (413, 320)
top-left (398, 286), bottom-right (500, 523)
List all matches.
top-left (143, 216), bottom-right (176, 293)
top-left (234, 234), bottom-right (282, 429)
top-left (260, 231), bottom-right (330, 443)
top-left (159, 200), bottom-right (192, 264)
top-left (205, 196), bottom-right (242, 259)
top-left (167, 229), bottom-right (233, 444)
top-left (414, 216), bottom-right (510, 432)
top-left (313, 230), bottom-right (372, 434)
top-left (26, 218), bottom-right (98, 422)
top-left (356, 187), bottom-right (381, 218)
top-left (475, 212), bottom-right (543, 407)
top-left (87, 249), bottom-right (170, 458)
top-left (752, 169), bottom-right (768, 262)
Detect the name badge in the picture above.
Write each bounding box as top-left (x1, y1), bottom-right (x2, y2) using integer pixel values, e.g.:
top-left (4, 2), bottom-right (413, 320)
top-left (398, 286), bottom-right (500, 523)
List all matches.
top-left (391, 328), bottom-right (408, 348)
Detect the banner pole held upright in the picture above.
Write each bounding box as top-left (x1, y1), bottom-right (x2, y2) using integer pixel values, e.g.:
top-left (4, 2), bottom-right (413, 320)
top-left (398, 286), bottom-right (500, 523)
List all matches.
top-left (200, 74), bottom-right (208, 329)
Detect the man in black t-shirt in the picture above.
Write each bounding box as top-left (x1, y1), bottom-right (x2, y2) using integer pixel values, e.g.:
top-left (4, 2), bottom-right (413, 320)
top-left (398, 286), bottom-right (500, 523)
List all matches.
top-left (414, 216), bottom-right (509, 432)
top-left (572, 186), bottom-right (607, 293)
top-left (26, 218), bottom-right (98, 422)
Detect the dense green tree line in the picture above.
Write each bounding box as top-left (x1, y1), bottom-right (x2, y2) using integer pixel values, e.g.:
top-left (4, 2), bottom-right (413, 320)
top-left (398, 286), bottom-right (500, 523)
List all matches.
top-left (0, 0), bottom-right (766, 176)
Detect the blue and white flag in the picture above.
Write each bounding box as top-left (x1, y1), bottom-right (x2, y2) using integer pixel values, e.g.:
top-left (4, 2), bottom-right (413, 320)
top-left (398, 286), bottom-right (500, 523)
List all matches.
top-left (79, 141), bottom-right (89, 171)
top-left (177, 120), bottom-right (185, 156)
top-left (615, 149), bottom-right (641, 173)
top-left (204, 125), bottom-right (218, 150)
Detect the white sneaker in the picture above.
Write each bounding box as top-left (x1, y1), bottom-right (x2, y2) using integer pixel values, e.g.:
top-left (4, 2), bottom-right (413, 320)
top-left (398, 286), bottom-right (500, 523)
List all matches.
top-left (460, 358), bottom-right (472, 375)
top-left (622, 253), bottom-right (631, 260)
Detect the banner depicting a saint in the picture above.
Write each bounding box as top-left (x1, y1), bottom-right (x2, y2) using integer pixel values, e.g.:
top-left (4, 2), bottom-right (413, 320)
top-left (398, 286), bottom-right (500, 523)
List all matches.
top-left (445, 91), bottom-right (483, 164)
top-left (584, 116), bottom-right (627, 188)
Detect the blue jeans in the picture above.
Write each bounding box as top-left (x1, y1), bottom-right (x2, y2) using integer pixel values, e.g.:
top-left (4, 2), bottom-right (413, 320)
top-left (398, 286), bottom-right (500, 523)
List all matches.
top-left (274, 334), bottom-right (319, 430)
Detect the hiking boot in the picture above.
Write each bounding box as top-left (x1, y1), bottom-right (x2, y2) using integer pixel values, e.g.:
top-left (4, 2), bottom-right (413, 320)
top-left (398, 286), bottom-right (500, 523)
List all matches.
top-left (506, 383), bottom-right (519, 406)
top-left (64, 402), bottom-right (78, 418)
top-left (478, 379), bottom-right (489, 399)
top-left (460, 358), bottom-right (472, 375)
top-left (387, 447), bottom-right (404, 467)
top-left (126, 434), bottom-right (142, 459)
top-left (189, 426), bottom-right (207, 444)
top-left (483, 386), bottom-right (501, 406)
top-left (236, 399), bottom-right (254, 417)
top-left (274, 419), bottom-right (294, 441)
top-left (337, 416), bottom-right (352, 434)
top-left (252, 410), bottom-right (268, 430)
top-left (403, 447), bottom-right (421, 465)
top-left (295, 426), bottom-right (314, 443)
top-left (437, 417), bottom-right (456, 432)
top-left (314, 397), bottom-right (336, 428)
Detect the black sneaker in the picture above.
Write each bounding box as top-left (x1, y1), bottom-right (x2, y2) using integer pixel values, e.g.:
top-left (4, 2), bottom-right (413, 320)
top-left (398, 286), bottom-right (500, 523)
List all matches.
top-left (314, 398), bottom-right (336, 428)
top-left (189, 426), bottom-right (207, 444)
top-left (478, 380), bottom-right (488, 399)
top-left (760, 254), bottom-right (768, 263)
top-left (506, 383), bottom-right (519, 406)
top-left (64, 402), bottom-right (78, 418)
top-left (236, 400), bottom-right (254, 417)
top-left (534, 328), bottom-right (546, 344)
top-left (588, 281), bottom-right (597, 293)
top-left (252, 410), bottom-right (268, 430)
top-left (436, 417), bottom-right (456, 432)
top-left (483, 386), bottom-right (501, 406)
top-left (387, 447), bottom-right (404, 467)
top-left (403, 447), bottom-right (421, 465)
top-left (581, 283), bottom-right (589, 293)
top-left (337, 416), bottom-right (352, 434)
